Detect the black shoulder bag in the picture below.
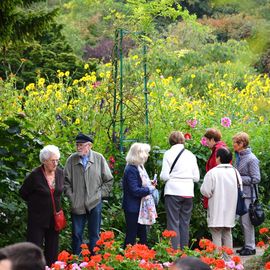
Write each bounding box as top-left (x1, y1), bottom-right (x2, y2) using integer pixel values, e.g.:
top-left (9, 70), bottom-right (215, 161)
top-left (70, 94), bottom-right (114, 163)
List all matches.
top-left (249, 182), bottom-right (265, 226)
top-left (169, 148), bottom-right (185, 174)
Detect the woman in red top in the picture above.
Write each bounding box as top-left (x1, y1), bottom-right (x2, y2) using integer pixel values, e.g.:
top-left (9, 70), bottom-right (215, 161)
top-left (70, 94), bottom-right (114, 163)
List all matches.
top-left (20, 145), bottom-right (64, 266)
top-left (203, 128), bottom-right (227, 208)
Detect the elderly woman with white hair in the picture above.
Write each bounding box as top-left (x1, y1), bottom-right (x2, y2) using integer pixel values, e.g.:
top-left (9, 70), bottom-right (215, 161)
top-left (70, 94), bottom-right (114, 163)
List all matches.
top-left (122, 142), bottom-right (157, 247)
top-left (19, 145), bottom-right (64, 266)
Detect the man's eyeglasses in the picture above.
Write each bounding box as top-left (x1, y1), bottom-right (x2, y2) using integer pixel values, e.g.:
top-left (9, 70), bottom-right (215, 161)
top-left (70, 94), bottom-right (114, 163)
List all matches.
top-left (76, 143), bottom-right (90, 148)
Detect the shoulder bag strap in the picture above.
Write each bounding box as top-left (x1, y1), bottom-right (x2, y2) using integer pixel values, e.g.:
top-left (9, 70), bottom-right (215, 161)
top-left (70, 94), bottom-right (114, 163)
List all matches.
top-left (250, 182), bottom-right (259, 200)
top-left (233, 168), bottom-right (240, 188)
top-left (169, 148), bottom-right (185, 174)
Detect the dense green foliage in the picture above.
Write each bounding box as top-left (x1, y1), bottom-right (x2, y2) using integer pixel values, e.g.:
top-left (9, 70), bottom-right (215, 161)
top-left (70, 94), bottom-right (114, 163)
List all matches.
top-left (0, 0), bottom-right (96, 87)
top-left (0, 0), bottom-right (57, 46)
top-left (0, 0), bottom-right (270, 253)
top-left (0, 118), bottom-right (42, 245)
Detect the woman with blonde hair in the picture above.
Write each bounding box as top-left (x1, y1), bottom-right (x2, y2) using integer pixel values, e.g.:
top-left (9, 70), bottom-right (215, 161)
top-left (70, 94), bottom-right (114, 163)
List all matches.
top-left (122, 143), bottom-right (157, 247)
top-left (233, 132), bottom-right (260, 256)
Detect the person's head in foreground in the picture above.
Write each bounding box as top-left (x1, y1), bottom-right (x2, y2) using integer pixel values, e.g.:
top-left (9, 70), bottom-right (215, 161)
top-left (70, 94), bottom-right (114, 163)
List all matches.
top-left (169, 256), bottom-right (211, 270)
top-left (0, 242), bottom-right (46, 270)
top-left (0, 251), bottom-right (12, 270)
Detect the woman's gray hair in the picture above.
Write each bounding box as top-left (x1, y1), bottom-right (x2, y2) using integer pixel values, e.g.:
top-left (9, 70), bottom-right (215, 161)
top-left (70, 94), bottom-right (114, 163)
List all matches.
top-left (39, 145), bottom-right (60, 163)
top-left (126, 143), bottom-right (151, 166)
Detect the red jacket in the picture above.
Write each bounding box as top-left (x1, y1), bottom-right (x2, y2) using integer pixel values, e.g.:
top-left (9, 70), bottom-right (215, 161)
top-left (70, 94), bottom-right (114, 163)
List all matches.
top-left (203, 140), bottom-right (227, 209)
top-left (206, 141), bottom-right (227, 172)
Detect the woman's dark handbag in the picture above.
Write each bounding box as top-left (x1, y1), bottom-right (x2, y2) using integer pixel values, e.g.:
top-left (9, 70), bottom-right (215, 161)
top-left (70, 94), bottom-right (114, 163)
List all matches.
top-left (234, 169), bottom-right (247, 216)
top-left (54, 209), bottom-right (67, 231)
top-left (249, 183), bottom-right (265, 226)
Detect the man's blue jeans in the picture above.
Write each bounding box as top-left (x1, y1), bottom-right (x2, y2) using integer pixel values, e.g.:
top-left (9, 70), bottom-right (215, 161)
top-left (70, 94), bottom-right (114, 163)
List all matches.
top-left (71, 202), bottom-right (102, 255)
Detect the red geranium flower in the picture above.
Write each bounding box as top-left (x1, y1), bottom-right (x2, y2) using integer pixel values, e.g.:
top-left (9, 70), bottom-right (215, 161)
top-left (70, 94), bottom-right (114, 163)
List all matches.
top-left (93, 246), bottom-right (100, 252)
top-left (184, 133), bottom-right (192, 140)
top-left (257, 241), bottom-right (265, 248)
top-left (221, 246), bottom-right (233, 255)
top-left (81, 249), bottom-right (90, 256)
top-left (103, 253), bottom-right (111, 260)
top-left (214, 259), bottom-right (225, 268)
top-left (162, 230), bottom-right (177, 238)
top-left (265, 262), bottom-right (270, 269)
top-left (260, 228), bottom-right (269, 234)
top-left (232, 256), bottom-right (241, 264)
top-left (57, 250), bottom-right (70, 262)
top-left (115, 255), bottom-right (124, 262)
top-left (80, 243), bottom-right (88, 249)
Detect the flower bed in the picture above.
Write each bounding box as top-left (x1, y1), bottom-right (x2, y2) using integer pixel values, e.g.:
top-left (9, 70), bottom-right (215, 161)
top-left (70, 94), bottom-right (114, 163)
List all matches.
top-left (48, 230), bottom-right (246, 270)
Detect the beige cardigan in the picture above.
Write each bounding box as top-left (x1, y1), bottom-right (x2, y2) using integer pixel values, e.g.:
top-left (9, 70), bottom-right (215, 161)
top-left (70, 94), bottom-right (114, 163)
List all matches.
top-left (200, 164), bottom-right (242, 228)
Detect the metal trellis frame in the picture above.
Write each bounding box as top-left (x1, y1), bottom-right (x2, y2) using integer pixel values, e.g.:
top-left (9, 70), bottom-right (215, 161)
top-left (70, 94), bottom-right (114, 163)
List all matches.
top-left (112, 28), bottom-right (149, 153)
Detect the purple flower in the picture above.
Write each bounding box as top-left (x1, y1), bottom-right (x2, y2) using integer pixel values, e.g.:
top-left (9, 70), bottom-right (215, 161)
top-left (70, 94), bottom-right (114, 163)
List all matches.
top-left (163, 262), bottom-right (173, 267)
top-left (79, 262), bottom-right (88, 268)
top-left (71, 263), bottom-right (81, 270)
top-left (235, 264), bottom-right (244, 270)
top-left (186, 119), bottom-right (198, 128)
top-left (53, 261), bottom-right (66, 269)
top-left (225, 260), bottom-right (235, 268)
top-left (221, 117), bottom-right (231, 127)
top-left (201, 137), bottom-right (208, 146)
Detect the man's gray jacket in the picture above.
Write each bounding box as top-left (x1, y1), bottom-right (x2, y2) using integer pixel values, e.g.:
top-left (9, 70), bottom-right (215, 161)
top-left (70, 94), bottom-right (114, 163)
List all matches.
top-left (64, 150), bottom-right (113, 214)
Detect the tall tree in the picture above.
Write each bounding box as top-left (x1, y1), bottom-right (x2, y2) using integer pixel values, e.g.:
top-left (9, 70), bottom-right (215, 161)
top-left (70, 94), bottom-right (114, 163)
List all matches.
top-left (0, 0), bottom-right (57, 46)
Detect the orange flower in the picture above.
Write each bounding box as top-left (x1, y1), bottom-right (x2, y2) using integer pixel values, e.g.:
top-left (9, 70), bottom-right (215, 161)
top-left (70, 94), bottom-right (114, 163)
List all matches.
top-left (104, 240), bottom-right (114, 249)
top-left (91, 254), bottom-right (102, 263)
top-left (80, 243), bottom-right (88, 249)
top-left (83, 256), bottom-right (89, 262)
top-left (81, 249), bottom-right (90, 256)
top-left (214, 259), bottom-right (225, 268)
top-left (103, 253), bottom-right (111, 260)
top-left (139, 261), bottom-right (163, 270)
top-left (232, 256), bottom-right (241, 264)
top-left (221, 246), bottom-right (233, 255)
top-left (124, 244), bottom-right (155, 261)
top-left (162, 230), bottom-right (177, 238)
top-left (100, 264), bottom-right (113, 270)
top-left (115, 255), bottom-right (124, 262)
top-left (205, 242), bottom-right (216, 253)
top-left (257, 241), bottom-right (265, 248)
top-left (96, 239), bottom-right (104, 246)
top-left (100, 231), bottom-right (115, 241)
top-left (265, 261), bottom-right (270, 269)
top-left (87, 260), bottom-right (97, 267)
top-left (51, 264), bottom-right (61, 270)
top-left (57, 250), bottom-right (70, 262)
top-left (199, 238), bottom-right (212, 249)
top-left (93, 246), bottom-right (100, 252)
top-left (166, 247), bottom-right (178, 255)
top-left (201, 256), bottom-right (215, 265)
top-left (260, 228), bottom-right (269, 234)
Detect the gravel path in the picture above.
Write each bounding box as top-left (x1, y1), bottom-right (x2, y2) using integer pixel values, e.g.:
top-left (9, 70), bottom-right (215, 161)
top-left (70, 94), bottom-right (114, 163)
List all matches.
top-left (233, 247), bottom-right (264, 265)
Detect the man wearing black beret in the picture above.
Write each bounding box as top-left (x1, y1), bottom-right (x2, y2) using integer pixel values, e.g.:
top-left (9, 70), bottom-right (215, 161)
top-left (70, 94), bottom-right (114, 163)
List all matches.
top-left (64, 132), bottom-right (113, 255)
